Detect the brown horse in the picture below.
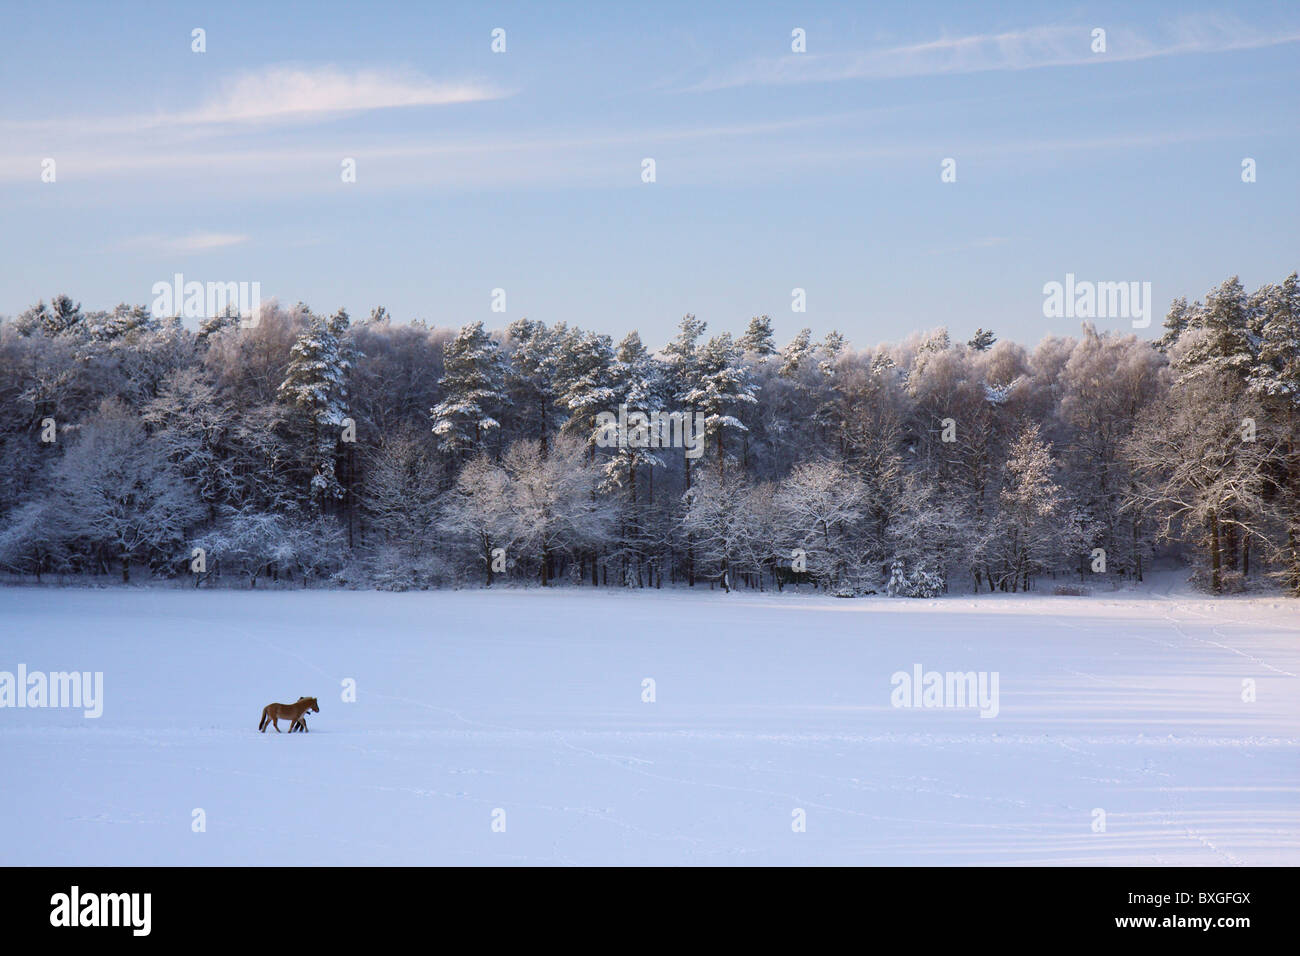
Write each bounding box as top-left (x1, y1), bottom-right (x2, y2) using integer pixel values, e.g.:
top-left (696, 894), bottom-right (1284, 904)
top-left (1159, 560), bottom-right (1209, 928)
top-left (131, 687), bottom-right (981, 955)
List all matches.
top-left (258, 696), bottom-right (319, 733)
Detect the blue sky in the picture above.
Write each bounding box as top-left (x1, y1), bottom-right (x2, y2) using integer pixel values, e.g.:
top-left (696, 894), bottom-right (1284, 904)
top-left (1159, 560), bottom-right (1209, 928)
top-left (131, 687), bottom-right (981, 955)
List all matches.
top-left (1, 0), bottom-right (1297, 349)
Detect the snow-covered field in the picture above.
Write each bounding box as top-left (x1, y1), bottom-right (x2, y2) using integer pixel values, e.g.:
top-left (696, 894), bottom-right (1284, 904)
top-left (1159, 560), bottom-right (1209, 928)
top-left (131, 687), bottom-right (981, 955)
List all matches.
top-left (2, 577), bottom-right (1298, 866)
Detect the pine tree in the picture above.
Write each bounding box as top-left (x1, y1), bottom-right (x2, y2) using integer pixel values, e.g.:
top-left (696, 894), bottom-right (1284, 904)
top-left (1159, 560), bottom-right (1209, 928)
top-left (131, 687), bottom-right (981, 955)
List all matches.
top-left (779, 328), bottom-right (813, 377)
top-left (277, 306), bottom-right (355, 507)
top-left (278, 308), bottom-right (350, 420)
top-left (1158, 296), bottom-right (1193, 352)
top-left (555, 328), bottom-right (616, 448)
top-left (603, 332), bottom-right (665, 584)
top-left (88, 303), bottom-right (154, 342)
top-left (739, 315), bottom-right (777, 357)
top-left (684, 333), bottom-right (758, 472)
top-left (1167, 279), bottom-right (1262, 576)
top-left (663, 313), bottom-right (707, 370)
top-left (1175, 277), bottom-right (1256, 390)
top-left (918, 327), bottom-right (951, 354)
top-left (662, 313), bottom-right (708, 485)
top-left (968, 328), bottom-right (996, 351)
top-left (505, 318), bottom-right (566, 454)
top-left (13, 295), bottom-right (83, 338)
top-left (431, 321), bottom-right (507, 462)
top-left (602, 331), bottom-right (665, 490)
top-left (43, 295), bottom-right (83, 337)
top-left (1250, 274), bottom-right (1300, 401)
top-left (661, 314), bottom-right (709, 584)
top-left (11, 300), bottom-right (50, 336)
top-left (819, 331), bottom-right (846, 376)
top-left (1248, 273), bottom-right (1300, 591)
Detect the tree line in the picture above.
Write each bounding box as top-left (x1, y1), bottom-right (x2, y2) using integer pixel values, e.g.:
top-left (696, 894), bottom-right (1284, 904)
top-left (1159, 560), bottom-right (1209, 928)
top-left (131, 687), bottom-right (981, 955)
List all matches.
top-left (0, 272), bottom-right (1296, 595)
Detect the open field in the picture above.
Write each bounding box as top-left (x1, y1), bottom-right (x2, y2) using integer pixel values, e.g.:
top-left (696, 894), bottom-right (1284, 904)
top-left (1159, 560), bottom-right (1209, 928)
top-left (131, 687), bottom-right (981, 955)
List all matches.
top-left (2, 580), bottom-right (1297, 865)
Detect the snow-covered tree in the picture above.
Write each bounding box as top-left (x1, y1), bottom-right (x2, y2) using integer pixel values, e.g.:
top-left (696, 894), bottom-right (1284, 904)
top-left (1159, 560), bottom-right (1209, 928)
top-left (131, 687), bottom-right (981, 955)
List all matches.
top-left (52, 398), bottom-right (203, 581)
top-left (1124, 370), bottom-right (1275, 592)
top-left (739, 315), bottom-right (777, 358)
top-left (360, 428), bottom-right (442, 557)
top-left (277, 306), bottom-right (356, 507)
top-left (498, 435), bottom-right (612, 584)
top-left (601, 331), bottom-right (665, 491)
top-left (818, 331), bottom-right (846, 377)
top-left (1174, 277), bottom-right (1256, 390)
top-left (505, 318), bottom-right (566, 454)
top-left (601, 332), bottom-right (667, 584)
top-left (86, 303), bottom-right (155, 342)
top-left (990, 423), bottom-right (1063, 591)
top-left (39, 295), bottom-right (83, 337)
top-left (663, 313), bottom-right (707, 370)
top-left (772, 459), bottom-right (868, 590)
top-left (431, 321), bottom-right (507, 461)
top-left (194, 509), bottom-right (347, 588)
top-left (684, 332), bottom-right (758, 472)
top-left (1249, 274), bottom-right (1300, 402)
top-left (680, 469), bottom-right (766, 592)
top-left (1, 270), bottom-right (1296, 595)
top-left (1248, 274), bottom-right (1300, 591)
top-left (361, 430), bottom-right (447, 590)
top-left (779, 328), bottom-right (813, 377)
top-left (349, 318), bottom-right (448, 437)
top-left (1058, 325), bottom-right (1164, 580)
top-left (1158, 296), bottom-right (1195, 352)
top-left (555, 327), bottom-right (615, 448)
top-left (438, 454), bottom-right (512, 586)
top-left (143, 367), bottom-right (238, 519)
top-left (0, 498), bottom-right (74, 580)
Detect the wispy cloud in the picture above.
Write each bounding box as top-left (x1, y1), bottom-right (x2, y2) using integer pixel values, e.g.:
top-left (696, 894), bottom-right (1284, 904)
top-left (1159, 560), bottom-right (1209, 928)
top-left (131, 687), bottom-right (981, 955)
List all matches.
top-left (174, 66), bottom-right (505, 126)
top-left (0, 112), bottom-right (873, 185)
top-left (686, 15), bottom-right (1300, 91)
top-left (0, 115), bottom-right (1273, 191)
top-left (113, 233), bottom-right (250, 254)
top-left (0, 65), bottom-right (508, 138)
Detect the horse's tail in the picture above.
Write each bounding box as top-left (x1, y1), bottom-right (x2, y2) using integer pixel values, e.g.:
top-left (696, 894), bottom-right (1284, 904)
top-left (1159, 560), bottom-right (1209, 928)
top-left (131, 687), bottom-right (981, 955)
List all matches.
top-left (258, 707), bottom-right (269, 732)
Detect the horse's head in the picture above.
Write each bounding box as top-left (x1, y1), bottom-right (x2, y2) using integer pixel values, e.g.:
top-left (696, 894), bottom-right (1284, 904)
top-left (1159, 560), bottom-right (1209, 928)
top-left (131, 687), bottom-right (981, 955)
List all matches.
top-left (304, 697), bottom-right (320, 714)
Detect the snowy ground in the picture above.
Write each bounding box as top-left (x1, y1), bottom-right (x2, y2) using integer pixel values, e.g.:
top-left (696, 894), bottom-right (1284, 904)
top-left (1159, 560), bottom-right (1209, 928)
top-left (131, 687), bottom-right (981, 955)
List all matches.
top-left (2, 576), bottom-right (1298, 865)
